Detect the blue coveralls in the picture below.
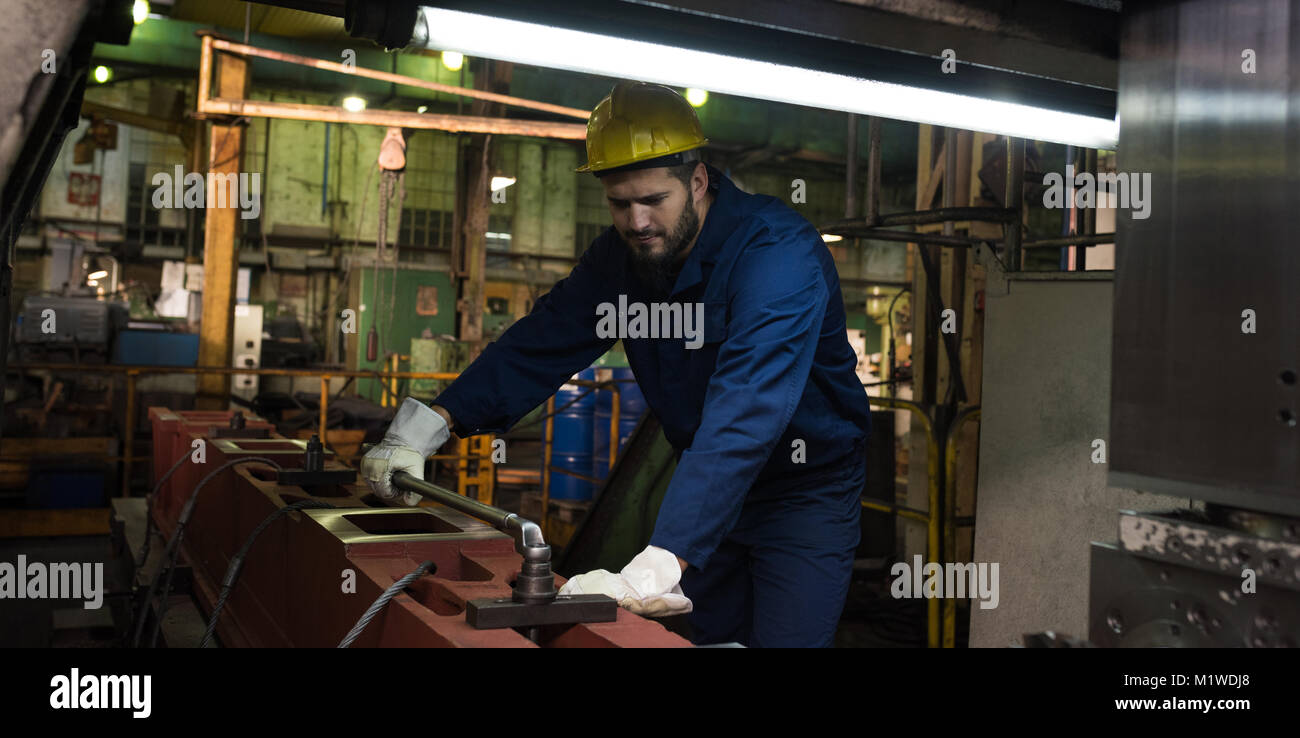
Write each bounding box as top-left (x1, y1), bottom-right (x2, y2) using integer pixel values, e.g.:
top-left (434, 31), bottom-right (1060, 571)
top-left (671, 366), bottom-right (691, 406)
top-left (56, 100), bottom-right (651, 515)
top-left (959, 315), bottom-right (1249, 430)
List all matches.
top-left (434, 163), bottom-right (872, 647)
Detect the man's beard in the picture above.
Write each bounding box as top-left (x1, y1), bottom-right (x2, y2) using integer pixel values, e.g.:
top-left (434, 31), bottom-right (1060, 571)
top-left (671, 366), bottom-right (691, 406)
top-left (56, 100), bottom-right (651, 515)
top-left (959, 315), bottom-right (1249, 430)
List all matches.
top-left (624, 193), bottom-right (700, 294)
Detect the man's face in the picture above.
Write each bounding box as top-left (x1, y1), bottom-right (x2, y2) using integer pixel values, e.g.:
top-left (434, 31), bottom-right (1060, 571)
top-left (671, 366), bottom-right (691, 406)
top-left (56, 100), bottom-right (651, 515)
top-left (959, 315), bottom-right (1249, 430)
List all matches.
top-left (601, 165), bottom-right (702, 292)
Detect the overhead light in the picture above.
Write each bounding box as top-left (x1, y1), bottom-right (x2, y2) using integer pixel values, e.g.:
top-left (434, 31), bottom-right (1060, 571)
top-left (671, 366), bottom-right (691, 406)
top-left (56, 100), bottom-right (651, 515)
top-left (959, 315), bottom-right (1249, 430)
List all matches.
top-left (92, 66), bottom-right (112, 84)
top-left (87, 280), bottom-right (99, 287)
top-left (441, 51), bottom-right (464, 71)
top-left (685, 88), bottom-right (708, 107)
top-left (415, 6), bottom-right (1118, 149)
top-left (490, 176), bottom-right (516, 191)
top-left (417, 105), bottom-right (428, 113)
top-left (822, 234), bottom-right (843, 243)
top-left (88, 270), bottom-right (108, 280)
top-left (133, 0), bottom-right (149, 24)
top-left (342, 96), bottom-right (366, 112)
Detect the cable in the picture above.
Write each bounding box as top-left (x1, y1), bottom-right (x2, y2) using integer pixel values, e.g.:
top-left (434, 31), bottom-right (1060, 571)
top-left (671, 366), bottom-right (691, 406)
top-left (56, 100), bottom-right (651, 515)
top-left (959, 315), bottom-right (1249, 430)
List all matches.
top-left (200, 499), bottom-right (336, 648)
top-left (914, 243), bottom-right (967, 406)
top-left (382, 172), bottom-right (404, 358)
top-left (885, 286), bottom-right (911, 393)
top-left (131, 456), bottom-right (282, 648)
top-left (508, 386), bottom-right (600, 432)
top-left (139, 451), bottom-right (196, 569)
top-left (337, 560), bottom-right (435, 648)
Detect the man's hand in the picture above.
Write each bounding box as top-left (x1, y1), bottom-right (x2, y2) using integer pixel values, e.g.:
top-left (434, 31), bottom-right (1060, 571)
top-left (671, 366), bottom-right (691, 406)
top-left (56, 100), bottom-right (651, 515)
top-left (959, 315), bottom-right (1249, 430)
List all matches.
top-left (360, 398), bottom-right (451, 506)
top-left (558, 545), bottom-right (692, 617)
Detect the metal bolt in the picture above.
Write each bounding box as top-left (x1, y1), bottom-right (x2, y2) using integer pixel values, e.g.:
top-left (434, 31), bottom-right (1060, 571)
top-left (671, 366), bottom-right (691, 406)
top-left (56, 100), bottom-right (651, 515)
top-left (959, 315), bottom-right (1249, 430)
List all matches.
top-left (1107, 609), bottom-right (1124, 635)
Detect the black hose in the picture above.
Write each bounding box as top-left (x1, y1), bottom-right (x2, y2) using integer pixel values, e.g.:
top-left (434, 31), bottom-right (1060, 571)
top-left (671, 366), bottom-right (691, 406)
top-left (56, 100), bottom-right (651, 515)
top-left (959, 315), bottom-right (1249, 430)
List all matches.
top-left (200, 499), bottom-right (336, 648)
top-left (131, 456), bottom-right (282, 648)
top-left (914, 244), bottom-right (967, 406)
top-left (140, 452), bottom-right (195, 570)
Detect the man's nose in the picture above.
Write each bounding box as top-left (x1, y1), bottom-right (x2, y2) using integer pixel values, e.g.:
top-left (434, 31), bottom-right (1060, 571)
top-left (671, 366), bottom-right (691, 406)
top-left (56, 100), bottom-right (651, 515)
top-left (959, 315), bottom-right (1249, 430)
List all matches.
top-left (629, 204), bottom-right (656, 233)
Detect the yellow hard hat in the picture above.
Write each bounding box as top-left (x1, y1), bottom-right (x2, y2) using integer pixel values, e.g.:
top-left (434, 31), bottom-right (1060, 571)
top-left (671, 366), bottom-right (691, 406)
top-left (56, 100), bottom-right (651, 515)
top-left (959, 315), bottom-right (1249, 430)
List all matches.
top-left (576, 81), bottom-right (709, 174)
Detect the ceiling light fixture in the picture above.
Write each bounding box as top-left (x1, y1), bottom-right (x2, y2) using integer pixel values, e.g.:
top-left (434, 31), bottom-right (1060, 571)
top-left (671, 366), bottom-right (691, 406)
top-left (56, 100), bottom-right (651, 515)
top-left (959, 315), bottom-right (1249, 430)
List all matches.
top-left (415, 6), bottom-right (1118, 148)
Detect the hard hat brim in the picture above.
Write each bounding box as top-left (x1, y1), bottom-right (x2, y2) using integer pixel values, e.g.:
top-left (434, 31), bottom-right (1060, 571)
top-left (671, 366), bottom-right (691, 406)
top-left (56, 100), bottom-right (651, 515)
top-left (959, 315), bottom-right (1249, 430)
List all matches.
top-left (575, 140), bottom-right (709, 174)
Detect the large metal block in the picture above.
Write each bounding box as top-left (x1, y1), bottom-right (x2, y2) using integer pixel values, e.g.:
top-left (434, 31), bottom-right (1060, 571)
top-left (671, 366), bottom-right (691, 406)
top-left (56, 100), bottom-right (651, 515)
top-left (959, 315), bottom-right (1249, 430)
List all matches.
top-left (1110, 0), bottom-right (1300, 513)
top-left (1089, 541), bottom-right (1299, 647)
top-left (148, 407), bottom-right (691, 648)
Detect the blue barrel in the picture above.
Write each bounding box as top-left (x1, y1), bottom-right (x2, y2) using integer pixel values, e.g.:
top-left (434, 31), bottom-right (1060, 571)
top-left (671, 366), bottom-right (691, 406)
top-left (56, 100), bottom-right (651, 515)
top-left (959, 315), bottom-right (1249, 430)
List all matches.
top-left (549, 368), bottom-right (596, 500)
top-left (593, 368), bottom-right (647, 477)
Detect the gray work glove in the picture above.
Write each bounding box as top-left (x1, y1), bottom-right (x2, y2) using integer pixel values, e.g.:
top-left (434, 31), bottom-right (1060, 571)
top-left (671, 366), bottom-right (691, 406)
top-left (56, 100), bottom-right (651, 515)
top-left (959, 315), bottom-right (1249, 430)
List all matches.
top-left (361, 398), bottom-right (450, 506)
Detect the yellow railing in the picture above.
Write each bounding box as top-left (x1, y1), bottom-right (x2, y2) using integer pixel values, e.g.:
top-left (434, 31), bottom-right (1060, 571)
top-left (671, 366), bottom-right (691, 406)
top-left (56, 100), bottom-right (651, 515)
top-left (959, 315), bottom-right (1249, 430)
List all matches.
top-left (6, 363), bottom-right (465, 499)
top-left (862, 397), bottom-right (980, 648)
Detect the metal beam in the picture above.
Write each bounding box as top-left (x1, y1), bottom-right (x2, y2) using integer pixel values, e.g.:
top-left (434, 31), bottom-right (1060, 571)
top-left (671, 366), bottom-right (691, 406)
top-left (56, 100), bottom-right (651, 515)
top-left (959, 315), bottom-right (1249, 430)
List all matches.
top-left (208, 37), bottom-right (590, 120)
top-left (199, 97), bottom-right (586, 139)
top-left (196, 41), bottom-right (249, 408)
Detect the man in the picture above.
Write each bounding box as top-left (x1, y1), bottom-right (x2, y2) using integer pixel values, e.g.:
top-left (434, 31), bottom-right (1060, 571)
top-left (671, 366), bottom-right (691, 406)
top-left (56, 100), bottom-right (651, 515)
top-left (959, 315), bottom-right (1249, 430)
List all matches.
top-left (362, 81), bottom-right (871, 647)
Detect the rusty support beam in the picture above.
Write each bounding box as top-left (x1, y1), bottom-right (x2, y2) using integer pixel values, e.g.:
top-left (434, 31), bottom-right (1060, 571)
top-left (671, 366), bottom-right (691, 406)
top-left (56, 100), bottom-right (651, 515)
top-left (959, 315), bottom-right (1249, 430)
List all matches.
top-left (81, 100), bottom-right (181, 138)
top-left (196, 44), bottom-right (249, 408)
top-left (198, 98), bottom-right (586, 140)
top-left (208, 38), bottom-right (590, 120)
top-left (865, 116), bottom-right (882, 226)
top-left (456, 59), bottom-right (510, 352)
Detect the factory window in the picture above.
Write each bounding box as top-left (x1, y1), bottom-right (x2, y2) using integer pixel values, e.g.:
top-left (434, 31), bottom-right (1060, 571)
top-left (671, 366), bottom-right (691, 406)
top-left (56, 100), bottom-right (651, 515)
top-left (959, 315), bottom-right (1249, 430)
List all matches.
top-left (125, 162), bottom-right (189, 250)
top-left (486, 214), bottom-right (512, 252)
top-left (486, 214), bottom-right (513, 269)
top-left (124, 119), bottom-right (193, 251)
top-left (576, 173), bottom-right (609, 257)
top-left (398, 208), bottom-right (453, 249)
top-left (575, 222), bottom-right (606, 256)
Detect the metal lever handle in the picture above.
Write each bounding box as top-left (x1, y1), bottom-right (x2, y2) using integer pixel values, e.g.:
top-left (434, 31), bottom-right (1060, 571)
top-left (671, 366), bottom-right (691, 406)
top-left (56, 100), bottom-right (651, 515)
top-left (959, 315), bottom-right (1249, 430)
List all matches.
top-left (390, 471), bottom-right (556, 604)
top-left (390, 471), bottom-right (544, 553)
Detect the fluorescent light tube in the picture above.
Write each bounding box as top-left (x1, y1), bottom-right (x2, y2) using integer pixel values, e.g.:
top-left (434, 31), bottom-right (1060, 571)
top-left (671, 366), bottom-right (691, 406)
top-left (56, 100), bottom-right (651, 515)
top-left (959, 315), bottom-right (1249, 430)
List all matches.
top-left (416, 6), bottom-right (1118, 149)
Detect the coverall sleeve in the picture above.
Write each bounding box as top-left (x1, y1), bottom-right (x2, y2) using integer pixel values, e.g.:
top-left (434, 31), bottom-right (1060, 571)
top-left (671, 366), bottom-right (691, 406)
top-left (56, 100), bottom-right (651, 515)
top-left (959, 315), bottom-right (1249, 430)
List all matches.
top-left (432, 241), bottom-right (617, 435)
top-left (649, 228), bottom-right (828, 568)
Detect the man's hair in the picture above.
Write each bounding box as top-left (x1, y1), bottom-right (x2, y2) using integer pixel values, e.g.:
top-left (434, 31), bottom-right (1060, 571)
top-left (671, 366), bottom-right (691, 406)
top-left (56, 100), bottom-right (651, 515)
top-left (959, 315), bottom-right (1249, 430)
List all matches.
top-left (666, 160), bottom-right (703, 194)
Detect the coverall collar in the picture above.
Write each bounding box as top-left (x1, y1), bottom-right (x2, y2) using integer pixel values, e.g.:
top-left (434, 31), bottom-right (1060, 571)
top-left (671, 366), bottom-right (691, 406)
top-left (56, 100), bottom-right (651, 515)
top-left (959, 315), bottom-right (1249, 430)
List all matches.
top-left (668, 162), bottom-right (737, 298)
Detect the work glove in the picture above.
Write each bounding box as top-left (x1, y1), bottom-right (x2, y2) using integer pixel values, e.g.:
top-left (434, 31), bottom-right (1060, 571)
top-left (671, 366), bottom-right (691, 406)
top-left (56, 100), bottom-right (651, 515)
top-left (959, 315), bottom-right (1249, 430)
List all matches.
top-left (558, 545), bottom-right (692, 617)
top-left (361, 398), bottom-right (450, 506)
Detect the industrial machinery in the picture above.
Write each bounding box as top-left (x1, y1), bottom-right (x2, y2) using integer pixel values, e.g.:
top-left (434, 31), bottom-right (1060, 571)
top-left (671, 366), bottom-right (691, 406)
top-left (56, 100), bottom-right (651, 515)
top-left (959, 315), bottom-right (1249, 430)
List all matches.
top-left (1090, 507), bottom-right (1299, 647)
top-left (231, 304), bottom-right (263, 401)
top-left (15, 295), bottom-right (129, 363)
top-left (142, 407), bottom-right (689, 647)
top-left (1089, 0), bottom-right (1300, 647)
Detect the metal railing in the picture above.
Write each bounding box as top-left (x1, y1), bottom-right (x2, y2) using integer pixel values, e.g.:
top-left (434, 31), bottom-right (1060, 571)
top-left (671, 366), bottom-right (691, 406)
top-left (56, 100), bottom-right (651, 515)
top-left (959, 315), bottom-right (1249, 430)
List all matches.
top-left (862, 396), bottom-right (981, 648)
top-left (5, 362), bottom-right (466, 497)
top-left (539, 377), bottom-right (624, 538)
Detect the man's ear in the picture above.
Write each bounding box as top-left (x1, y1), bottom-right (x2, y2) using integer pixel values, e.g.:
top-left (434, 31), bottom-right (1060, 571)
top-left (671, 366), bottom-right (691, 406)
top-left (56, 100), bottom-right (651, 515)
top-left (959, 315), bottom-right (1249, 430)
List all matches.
top-left (692, 161), bottom-right (708, 199)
